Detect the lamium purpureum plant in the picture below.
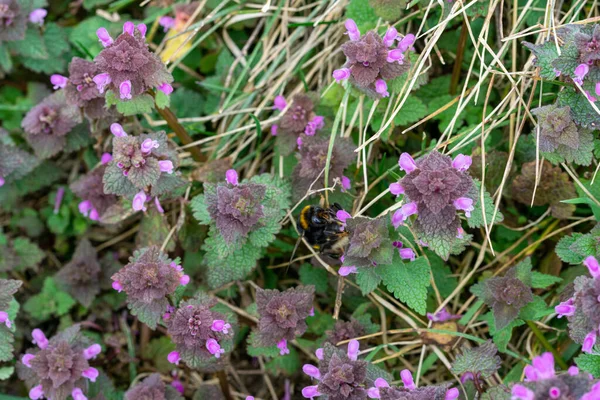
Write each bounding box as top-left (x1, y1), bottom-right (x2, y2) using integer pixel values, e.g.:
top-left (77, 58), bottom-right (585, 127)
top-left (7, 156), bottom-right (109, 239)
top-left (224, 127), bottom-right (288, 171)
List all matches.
top-left (339, 215), bottom-right (394, 273)
top-left (54, 239), bottom-right (102, 308)
top-left (333, 19), bottom-right (413, 98)
top-left (124, 373), bottom-right (183, 400)
top-left (16, 325), bottom-right (101, 400)
top-left (111, 246), bottom-right (190, 329)
top-left (253, 285), bottom-right (315, 355)
top-left (191, 169), bottom-right (291, 288)
top-left (0, 127), bottom-right (39, 187)
top-left (93, 21), bottom-right (174, 115)
top-left (391, 150), bottom-right (501, 259)
top-left (166, 292), bottom-right (237, 371)
top-left (70, 158), bottom-right (118, 222)
top-left (271, 92), bottom-right (325, 155)
top-left (555, 255), bottom-right (600, 353)
top-left (102, 123), bottom-right (187, 214)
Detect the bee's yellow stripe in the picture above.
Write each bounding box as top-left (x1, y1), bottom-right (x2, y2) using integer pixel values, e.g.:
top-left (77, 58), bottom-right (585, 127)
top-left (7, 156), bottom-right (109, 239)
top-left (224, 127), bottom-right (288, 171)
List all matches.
top-left (299, 205), bottom-right (311, 230)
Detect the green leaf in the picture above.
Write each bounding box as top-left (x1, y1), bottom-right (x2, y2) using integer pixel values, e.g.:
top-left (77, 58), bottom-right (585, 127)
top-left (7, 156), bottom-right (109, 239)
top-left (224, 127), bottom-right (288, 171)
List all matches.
top-left (346, 0), bottom-right (378, 32)
top-left (106, 91), bottom-right (155, 116)
top-left (557, 88), bottom-right (600, 129)
top-left (103, 162), bottom-right (138, 197)
top-left (451, 341), bottom-right (501, 379)
top-left (355, 267), bottom-right (382, 295)
top-left (575, 353), bottom-right (600, 378)
top-left (555, 233), bottom-right (589, 264)
top-left (531, 271), bottom-right (562, 289)
top-left (12, 237), bottom-right (44, 271)
top-left (0, 325), bottom-right (14, 362)
top-left (0, 366), bottom-right (14, 380)
top-left (379, 255), bottom-right (431, 315)
top-left (393, 96), bottom-right (428, 126)
top-left (481, 312), bottom-right (525, 352)
top-left (265, 346), bottom-right (301, 375)
top-left (0, 45), bottom-right (12, 72)
top-left (136, 210), bottom-right (175, 252)
top-left (128, 158), bottom-right (162, 189)
top-left (190, 194), bottom-right (212, 225)
top-left (427, 250), bottom-right (457, 297)
top-left (467, 179), bottom-right (504, 229)
top-left (247, 331), bottom-right (280, 358)
top-left (23, 277), bottom-right (76, 321)
top-left (523, 40), bottom-right (560, 80)
top-left (10, 27), bottom-right (47, 59)
top-left (299, 263), bottom-right (329, 294)
top-left (155, 90), bottom-right (170, 109)
top-left (128, 299), bottom-right (166, 330)
top-left (141, 336), bottom-right (176, 373)
top-left (518, 296), bottom-right (552, 321)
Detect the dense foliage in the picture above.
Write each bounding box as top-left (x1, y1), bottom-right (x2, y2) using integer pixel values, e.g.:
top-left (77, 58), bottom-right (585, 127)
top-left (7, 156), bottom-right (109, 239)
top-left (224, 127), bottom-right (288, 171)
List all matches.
top-left (2, 1), bottom-right (600, 399)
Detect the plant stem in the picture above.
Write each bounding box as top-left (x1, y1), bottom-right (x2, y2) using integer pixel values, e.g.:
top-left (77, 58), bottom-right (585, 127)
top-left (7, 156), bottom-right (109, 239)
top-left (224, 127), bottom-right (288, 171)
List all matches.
top-left (216, 370), bottom-right (233, 400)
top-left (155, 105), bottom-right (206, 162)
top-left (119, 316), bottom-right (137, 382)
top-left (526, 320), bottom-right (568, 370)
top-left (450, 20), bottom-right (468, 95)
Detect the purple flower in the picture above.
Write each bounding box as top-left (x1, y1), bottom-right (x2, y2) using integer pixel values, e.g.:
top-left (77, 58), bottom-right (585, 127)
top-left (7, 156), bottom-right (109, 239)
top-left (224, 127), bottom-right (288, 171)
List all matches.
top-left (110, 122), bottom-right (127, 137)
top-left (555, 298), bottom-right (576, 318)
top-left (338, 266), bottom-right (357, 276)
top-left (273, 95), bottom-right (287, 111)
top-left (398, 152), bottom-right (417, 173)
top-left (167, 351), bottom-right (180, 365)
top-left (574, 63), bottom-right (590, 85)
top-left (389, 182), bottom-right (404, 196)
top-left (382, 26), bottom-right (398, 47)
top-left (271, 125), bottom-right (278, 136)
top-left (159, 16), bottom-right (175, 32)
top-left (398, 34), bottom-right (415, 52)
top-left (94, 22), bottom-right (173, 99)
top-left (336, 209), bottom-right (351, 223)
top-left (401, 369), bottom-right (416, 390)
top-left (206, 338), bottom-right (225, 358)
top-left (132, 191), bottom-right (147, 211)
top-left (426, 308), bottom-right (461, 322)
top-left (50, 74), bottom-right (68, 90)
top-left (341, 175), bottom-right (351, 191)
top-left (392, 202), bottom-right (418, 228)
top-left (83, 344), bottom-right (101, 360)
top-left (0, 311), bottom-right (10, 328)
top-left (29, 386), bottom-right (43, 400)
top-left (71, 165), bottom-right (117, 221)
top-left (96, 27), bottom-right (113, 47)
top-left (101, 153), bottom-right (113, 164)
top-left (512, 385), bottom-right (534, 400)
top-left (28, 8), bottom-right (46, 25)
top-left (93, 73), bottom-right (111, 94)
top-left (158, 82), bottom-right (173, 95)
top-left (399, 247), bottom-right (415, 261)
top-left (375, 79), bottom-right (389, 97)
top-left (452, 154), bottom-right (472, 171)
top-left (140, 138), bottom-right (159, 154)
top-left (211, 319), bottom-right (232, 334)
top-left (333, 68), bottom-right (351, 82)
top-left (277, 339), bottom-right (290, 356)
top-left (225, 169), bottom-right (238, 186)
top-left (453, 197), bottom-right (474, 217)
top-left (256, 286), bottom-right (314, 346)
top-left (21, 91), bottom-right (81, 159)
top-left (584, 256), bottom-right (600, 278)
top-left (583, 331), bottom-right (597, 353)
top-left (158, 160), bottom-right (174, 174)
top-left (345, 19), bottom-right (360, 41)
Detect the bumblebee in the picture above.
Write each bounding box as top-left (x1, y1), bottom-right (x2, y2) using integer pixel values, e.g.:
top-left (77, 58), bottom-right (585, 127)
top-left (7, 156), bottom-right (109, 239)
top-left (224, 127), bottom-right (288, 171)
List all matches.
top-left (296, 203), bottom-right (349, 259)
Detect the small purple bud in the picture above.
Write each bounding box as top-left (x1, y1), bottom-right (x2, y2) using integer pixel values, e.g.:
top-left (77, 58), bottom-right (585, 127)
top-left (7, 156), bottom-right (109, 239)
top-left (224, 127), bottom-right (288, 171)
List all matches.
top-left (315, 348), bottom-right (324, 360)
top-left (32, 329), bottom-right (48, 349)
top-left (159, 16), bottom-right (175, 32)
top-left (93, 73), bottom-right (111, 94)
top-left (333, 68), bottom-right (351, 82)
top-left (401, 369), bottom-right (415, 390)
top-left (132, 191), bottom-right (147, 212)
top-left (375, 79), bottom-right (389, 97)
top-left (0, 311), bottom-right (10, 328)
top-left (101, 153), bottom-right (113, 164)
top-left (549, 387), bottom-right (561, 399)
top-left (172, 379), bottom-right (185, 394)
top-left (179, 275), bottom-right (190, 285)
top-left (82, 367), bottom-right (99, 382)
top-left (309, 307), bottom-right (315, 316)
top-left (277, 339), bottom-right (290, 356)
top-left (273, 95), bottom-right (287, 111)
top-left (347, 339), bottom-right (359, 361)
top-left (387, 49), bottom-right (405, 63)
top-left (154, 197), bottom-right (164, 214)
top-left (301, 385), bottom-right (321, 399)
top-left (585, 91), bottom-right (597, 102)
top-left (83, 344), bottom-right (102, 360)
top-left (345, 19), bottom-right (360, 41)
top-left (584, 256), bottom-right (600, 279)
top-left (341, 175), bottom-right (351, 191)
top-left (399, 248), bottom-right (416, 261)
top-left (389, 182), bottom-right (404, 196)
top-left (399, 153), bottom-right (417, 173)
top-left (158, 82), bottom-right (173, 95)
top-left (555, 298), bottom-right (575, 318)
top-left (207, 338), bottom-right (225, 358)
top-left (226, 169), bottom-right (239, 186)
top-left (168, 351), bottom-right (180, 364)
top-left (123, 21), bottom-right (135, 35)
top-left (452, 154), bottom-right (472, 171)
top-left (50, 74), bottom-right (68, 90)
top-left (271, 125), bottom-right (278, 136)
top-left (0, 176), bottom-right (4, 187)
top-left (568, 366), bottom-right (579, 376)
top-left (457, 227), bottom-right (465, 239)
top-left (392, 202), bottom-right (418, 228)
top-left (110, 122), bottom-right (127, 137)
top-left (96, 27), bottom-right (113, 47)
top-left (512, 384), bottom-right (534, 400)
top-left (22, 354), bottom-right (35, 368)
top-left (532, 352), bottom-right (555, 379)
top-left (398, 34), bottom-right (415, 52)
top-left (583, 331), bottom-right (597, 353)
top-left (140, 138), bottom-right (159, 154)
top-left (302, 364), bottom-right (321, 379)
top-left (445, 388), bottom-right (459, 400)
top-left (29, 385), bottom-right (44, 400)
top-left (338, 266), bottom-right (357, 276)
top-left (89, 208), bottom-right (99, 221)
top-left (574, 63), bottom-right (590, 85)
top-left (119, 80), bottom-right (132, 100)
top-left (28, 8), bottom-right (47, 25)
top-left (112, 280), bottom-right (122, 292)
top-left (72, 388), bottom-right (87, 400)
top-left (336, 209), bottom-right (351, 223)
top-left (137, 23), bottom-right (147, 37)
top-left (454, 197), bottom-right (474, 217)
top-left (211, 319), bottom-right (227, 333)
top-left (596, 82), bottom-right (600, 97)
top-left (383, 27), bottom-right (398, 47)
top-left (159, 160), bottom-right (174, 174)
top-left (393, 241), bottom-right (403, 248)
top-left (54, 187), bottom-right (64, 214)
top-left (297, 136), bottom-right (303, 148)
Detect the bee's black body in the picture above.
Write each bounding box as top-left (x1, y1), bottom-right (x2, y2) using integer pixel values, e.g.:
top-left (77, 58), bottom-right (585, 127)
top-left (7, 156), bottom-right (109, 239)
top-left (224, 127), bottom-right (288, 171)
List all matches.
top-left (297, 203), bottom-right (349, 258)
